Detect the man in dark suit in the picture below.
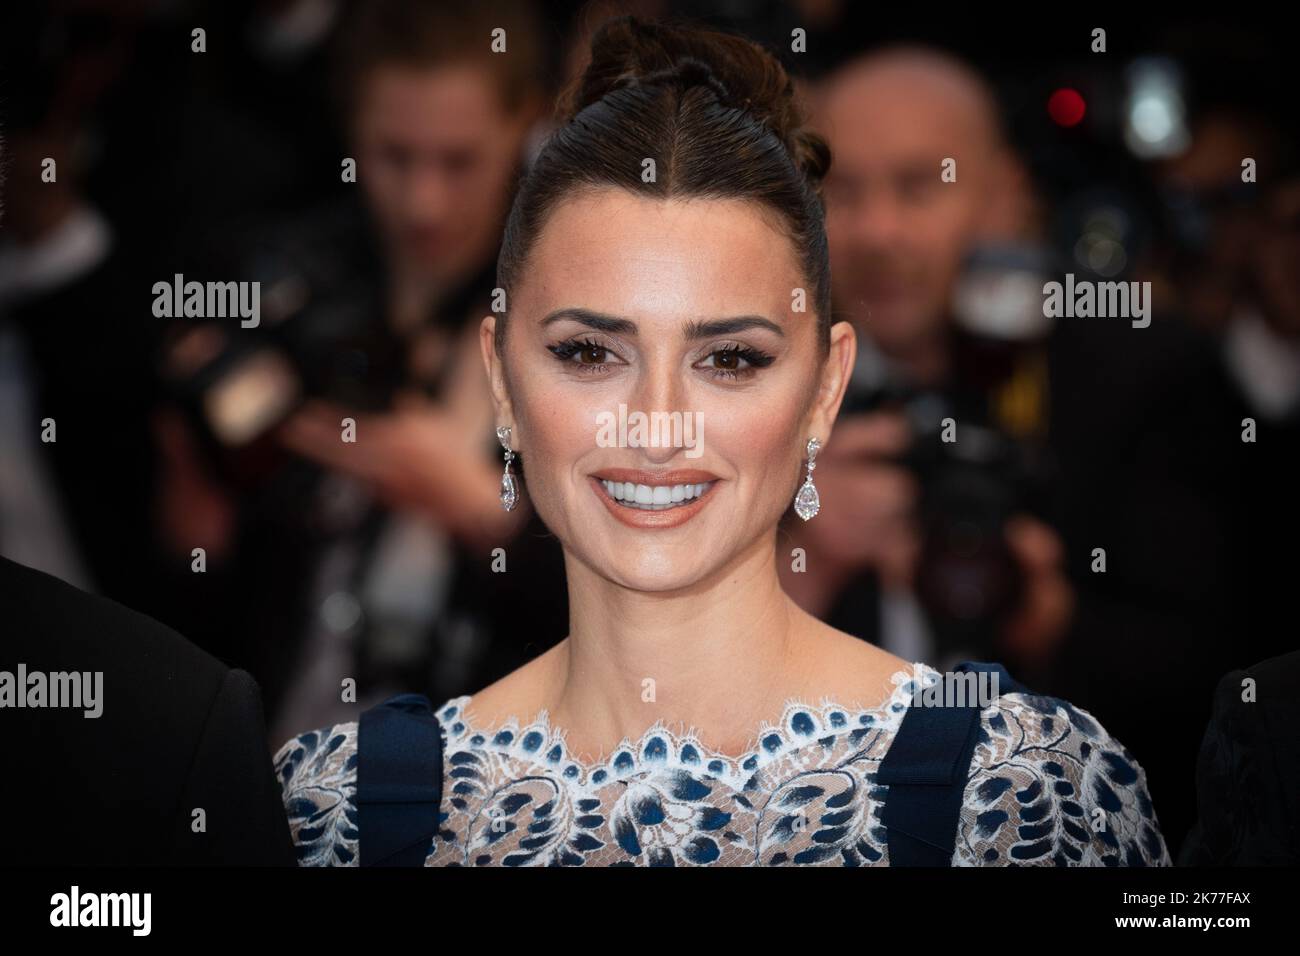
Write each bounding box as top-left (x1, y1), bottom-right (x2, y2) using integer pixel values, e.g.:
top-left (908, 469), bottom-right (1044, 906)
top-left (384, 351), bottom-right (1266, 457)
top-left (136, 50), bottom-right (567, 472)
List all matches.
top-left (1, 556), bottom-right (296, 864)
top-left (1179, 651), bottom-right (1300, 865)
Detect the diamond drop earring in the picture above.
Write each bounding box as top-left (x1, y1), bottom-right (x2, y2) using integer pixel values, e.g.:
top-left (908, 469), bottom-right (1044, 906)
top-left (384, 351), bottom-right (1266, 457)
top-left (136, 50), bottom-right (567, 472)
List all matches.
top-left (793, 437), bottom-right (821, 521)
top-left (497, 425), bottom-right (519, 511)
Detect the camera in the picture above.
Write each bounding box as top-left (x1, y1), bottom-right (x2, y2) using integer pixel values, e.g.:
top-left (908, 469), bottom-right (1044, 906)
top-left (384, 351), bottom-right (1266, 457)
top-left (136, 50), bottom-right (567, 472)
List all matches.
top-left (841, 375), bottom-right (1046, 662)
top-left (158, 256), bottom-right (401, 448)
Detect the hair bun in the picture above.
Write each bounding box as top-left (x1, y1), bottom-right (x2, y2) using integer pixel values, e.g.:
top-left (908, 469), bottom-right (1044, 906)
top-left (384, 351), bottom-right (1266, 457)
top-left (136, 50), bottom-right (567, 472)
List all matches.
top-left (637, 56), bottom-right (732, 103)
top-left (559, 15), bottom-right (830, 187)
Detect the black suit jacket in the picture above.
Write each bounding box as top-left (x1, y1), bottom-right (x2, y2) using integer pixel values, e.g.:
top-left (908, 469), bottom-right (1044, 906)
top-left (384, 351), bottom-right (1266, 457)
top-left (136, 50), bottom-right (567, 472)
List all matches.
top-left (1179, 651), bottom-right (1300, 865)
top-left (1, 556), bottom-right (295, 864)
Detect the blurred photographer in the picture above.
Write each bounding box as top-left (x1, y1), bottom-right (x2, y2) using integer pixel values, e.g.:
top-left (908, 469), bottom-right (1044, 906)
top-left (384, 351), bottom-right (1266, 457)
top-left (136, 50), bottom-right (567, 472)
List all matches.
top-left (794, 45), bottom-right (1245, 853)
top-left (783, 47), bottom-right (1072, 681)
top-left (153, 0), bottom-right (568, 739)
top-left (1155, 104), bottom-right (1300, 669)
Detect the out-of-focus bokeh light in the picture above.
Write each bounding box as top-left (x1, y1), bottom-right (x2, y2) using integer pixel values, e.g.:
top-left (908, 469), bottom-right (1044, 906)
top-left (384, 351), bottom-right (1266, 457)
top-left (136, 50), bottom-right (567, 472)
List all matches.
top-left (1074, 204), bottom-right (1130, 277)
top-left (1124, 57), bottom-right (1191, 158)
top-left (1048, 87), bottom-right (1087, 127)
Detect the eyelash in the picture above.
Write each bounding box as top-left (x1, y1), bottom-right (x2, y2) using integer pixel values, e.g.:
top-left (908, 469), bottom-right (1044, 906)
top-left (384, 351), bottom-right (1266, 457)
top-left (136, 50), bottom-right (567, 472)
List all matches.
top-left (547, 337), bottom-right (775, 380)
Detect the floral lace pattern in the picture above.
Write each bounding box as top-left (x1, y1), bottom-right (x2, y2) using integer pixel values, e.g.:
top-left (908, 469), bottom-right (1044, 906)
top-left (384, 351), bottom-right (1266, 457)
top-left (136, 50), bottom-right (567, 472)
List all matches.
top-left (273, 662), bottom-right (1171, 866)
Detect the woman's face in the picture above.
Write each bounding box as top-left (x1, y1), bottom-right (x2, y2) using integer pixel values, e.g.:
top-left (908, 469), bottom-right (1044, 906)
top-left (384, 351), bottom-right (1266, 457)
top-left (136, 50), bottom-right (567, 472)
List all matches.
top-left (483, 187), bottom-right (854, 592)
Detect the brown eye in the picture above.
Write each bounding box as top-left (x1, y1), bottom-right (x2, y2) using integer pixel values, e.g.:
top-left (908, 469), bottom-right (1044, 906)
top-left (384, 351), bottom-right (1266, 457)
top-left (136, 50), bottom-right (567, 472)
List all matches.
top-left (693, 345), bottom-right (773, 380)
top-left (547, 338), bottom-right (621, 370)
top-left (712, 350), bottom-right (740, 370)
top-left (699, 348), bottom-right (750, 371)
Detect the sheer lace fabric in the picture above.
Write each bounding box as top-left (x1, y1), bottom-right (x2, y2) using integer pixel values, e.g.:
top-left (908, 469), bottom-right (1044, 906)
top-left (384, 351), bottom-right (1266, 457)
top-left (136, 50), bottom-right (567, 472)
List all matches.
top-left (274, 662), bottom-right (1171, 866)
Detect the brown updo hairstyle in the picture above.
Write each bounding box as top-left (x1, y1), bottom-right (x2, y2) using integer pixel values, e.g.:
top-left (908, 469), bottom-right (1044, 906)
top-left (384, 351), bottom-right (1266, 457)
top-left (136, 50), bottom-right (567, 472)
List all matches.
top-left (495, 14), bottom-right (833, 361)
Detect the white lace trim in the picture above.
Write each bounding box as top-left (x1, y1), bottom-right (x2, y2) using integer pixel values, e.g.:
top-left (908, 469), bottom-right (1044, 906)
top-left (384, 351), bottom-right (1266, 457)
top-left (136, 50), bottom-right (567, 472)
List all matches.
top-left (433, 662), bottom-right (937, 791)
top-left (274, 661), bottom-right (1174, 866)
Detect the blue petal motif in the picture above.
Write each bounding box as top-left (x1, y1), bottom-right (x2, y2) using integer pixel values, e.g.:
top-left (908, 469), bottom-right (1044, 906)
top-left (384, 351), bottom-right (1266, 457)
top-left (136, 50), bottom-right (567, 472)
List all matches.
top-left (1101, 750), bottom-right (1138, 786)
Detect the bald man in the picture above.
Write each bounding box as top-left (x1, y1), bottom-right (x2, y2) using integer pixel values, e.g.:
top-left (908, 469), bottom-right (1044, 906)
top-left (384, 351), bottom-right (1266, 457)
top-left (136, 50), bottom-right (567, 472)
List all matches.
top-left (794, 44), bottom-right (1246, 858)
top-left (781, 46), bottom-right (1067, 678)
top-left (817, 47), bottom-right (1034, 385)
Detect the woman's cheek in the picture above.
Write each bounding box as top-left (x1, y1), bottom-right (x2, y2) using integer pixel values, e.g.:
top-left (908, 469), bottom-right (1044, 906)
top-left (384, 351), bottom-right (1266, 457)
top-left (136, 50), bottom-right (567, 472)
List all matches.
top-left (516, 397), bottom-right (601, 520)
top-left (707, 386), bottom-right (802, 459)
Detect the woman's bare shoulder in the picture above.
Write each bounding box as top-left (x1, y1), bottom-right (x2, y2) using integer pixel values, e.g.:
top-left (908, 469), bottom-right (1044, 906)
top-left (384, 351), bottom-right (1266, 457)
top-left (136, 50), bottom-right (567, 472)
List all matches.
top-left (798, 615), bottom-right (917, 710)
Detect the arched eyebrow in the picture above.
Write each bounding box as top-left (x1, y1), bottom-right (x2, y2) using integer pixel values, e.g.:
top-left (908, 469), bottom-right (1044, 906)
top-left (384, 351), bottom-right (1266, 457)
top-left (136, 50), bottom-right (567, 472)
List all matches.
top-left (541, 308), bottom-right (785, 339)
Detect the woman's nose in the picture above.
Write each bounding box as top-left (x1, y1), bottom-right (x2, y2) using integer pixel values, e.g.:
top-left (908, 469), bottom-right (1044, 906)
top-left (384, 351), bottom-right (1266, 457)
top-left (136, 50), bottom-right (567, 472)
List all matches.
top-left (624, 359), bottom-right (695, 460)
top-left (627, 354), bottom-right (690, 418)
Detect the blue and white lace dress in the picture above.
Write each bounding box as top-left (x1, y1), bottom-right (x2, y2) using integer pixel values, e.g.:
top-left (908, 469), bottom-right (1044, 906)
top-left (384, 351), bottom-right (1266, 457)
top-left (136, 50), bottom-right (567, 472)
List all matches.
top-left (273, 661), bottom-right (1171, 866)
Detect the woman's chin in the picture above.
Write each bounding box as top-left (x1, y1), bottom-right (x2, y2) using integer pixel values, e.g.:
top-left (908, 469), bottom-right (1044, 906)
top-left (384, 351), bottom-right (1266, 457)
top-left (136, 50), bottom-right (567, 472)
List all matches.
top-left (588, 554), bottom-right (717, 594)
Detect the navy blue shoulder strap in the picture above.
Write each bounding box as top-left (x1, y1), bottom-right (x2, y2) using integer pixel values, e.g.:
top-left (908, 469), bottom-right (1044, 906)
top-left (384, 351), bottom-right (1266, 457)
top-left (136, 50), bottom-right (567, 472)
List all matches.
top-left (877, 660), bottom-right (1029, 866)
top-left (357, 693), bottom-right (444, 866)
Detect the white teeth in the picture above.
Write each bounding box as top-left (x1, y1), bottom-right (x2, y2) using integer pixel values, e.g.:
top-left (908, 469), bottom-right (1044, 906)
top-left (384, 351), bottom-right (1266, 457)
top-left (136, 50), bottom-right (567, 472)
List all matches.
top-left (599, 479), bottom-right (715, 510)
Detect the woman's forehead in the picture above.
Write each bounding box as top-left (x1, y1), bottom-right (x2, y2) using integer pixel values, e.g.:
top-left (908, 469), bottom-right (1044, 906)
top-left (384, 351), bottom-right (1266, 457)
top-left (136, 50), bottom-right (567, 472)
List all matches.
top-left (522, 189), bottom-right (804, 318)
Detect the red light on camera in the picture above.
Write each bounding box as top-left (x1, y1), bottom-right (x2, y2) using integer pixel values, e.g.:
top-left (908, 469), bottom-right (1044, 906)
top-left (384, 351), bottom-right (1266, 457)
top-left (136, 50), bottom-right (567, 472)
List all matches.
top-left (1048, 88), bottom-right (1086, 127)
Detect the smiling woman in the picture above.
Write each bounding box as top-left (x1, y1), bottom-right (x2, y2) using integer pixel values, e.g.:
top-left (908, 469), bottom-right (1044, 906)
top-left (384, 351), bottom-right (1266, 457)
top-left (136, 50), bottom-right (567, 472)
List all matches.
top-left (273, 13), bottom-right (1171, 867)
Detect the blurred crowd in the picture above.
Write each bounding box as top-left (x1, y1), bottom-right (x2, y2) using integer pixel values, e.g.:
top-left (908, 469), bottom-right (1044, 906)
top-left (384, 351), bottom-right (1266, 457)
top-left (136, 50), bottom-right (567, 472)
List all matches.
top-left (2, 0), bottom-right (1295, 859)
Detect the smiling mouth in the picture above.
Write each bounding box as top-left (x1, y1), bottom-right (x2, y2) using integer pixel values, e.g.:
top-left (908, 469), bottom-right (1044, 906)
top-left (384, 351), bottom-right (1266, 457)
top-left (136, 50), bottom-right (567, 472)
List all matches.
top-left (597, 478), bottom-right (717, 511)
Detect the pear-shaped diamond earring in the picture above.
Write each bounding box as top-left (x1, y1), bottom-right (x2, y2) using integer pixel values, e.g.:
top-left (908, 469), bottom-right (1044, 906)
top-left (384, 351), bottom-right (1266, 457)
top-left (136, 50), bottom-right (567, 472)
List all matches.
top-left (793, 437), bottom-right (821, 521)
top-left (497, 425), bottom-right (518, 511)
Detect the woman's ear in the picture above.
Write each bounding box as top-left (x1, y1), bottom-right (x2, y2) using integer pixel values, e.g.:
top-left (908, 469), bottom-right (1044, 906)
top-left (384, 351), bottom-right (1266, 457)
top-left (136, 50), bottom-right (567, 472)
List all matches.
top-left (805, 320), bottom-right (857, 442)
top-left (480, 314), bottom-right (515, 428)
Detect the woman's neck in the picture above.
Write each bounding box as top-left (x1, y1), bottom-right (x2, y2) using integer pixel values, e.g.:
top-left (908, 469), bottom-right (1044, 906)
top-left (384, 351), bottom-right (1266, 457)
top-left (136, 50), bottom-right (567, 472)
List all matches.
top-left (541, 532), bottom-right (821, 764)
